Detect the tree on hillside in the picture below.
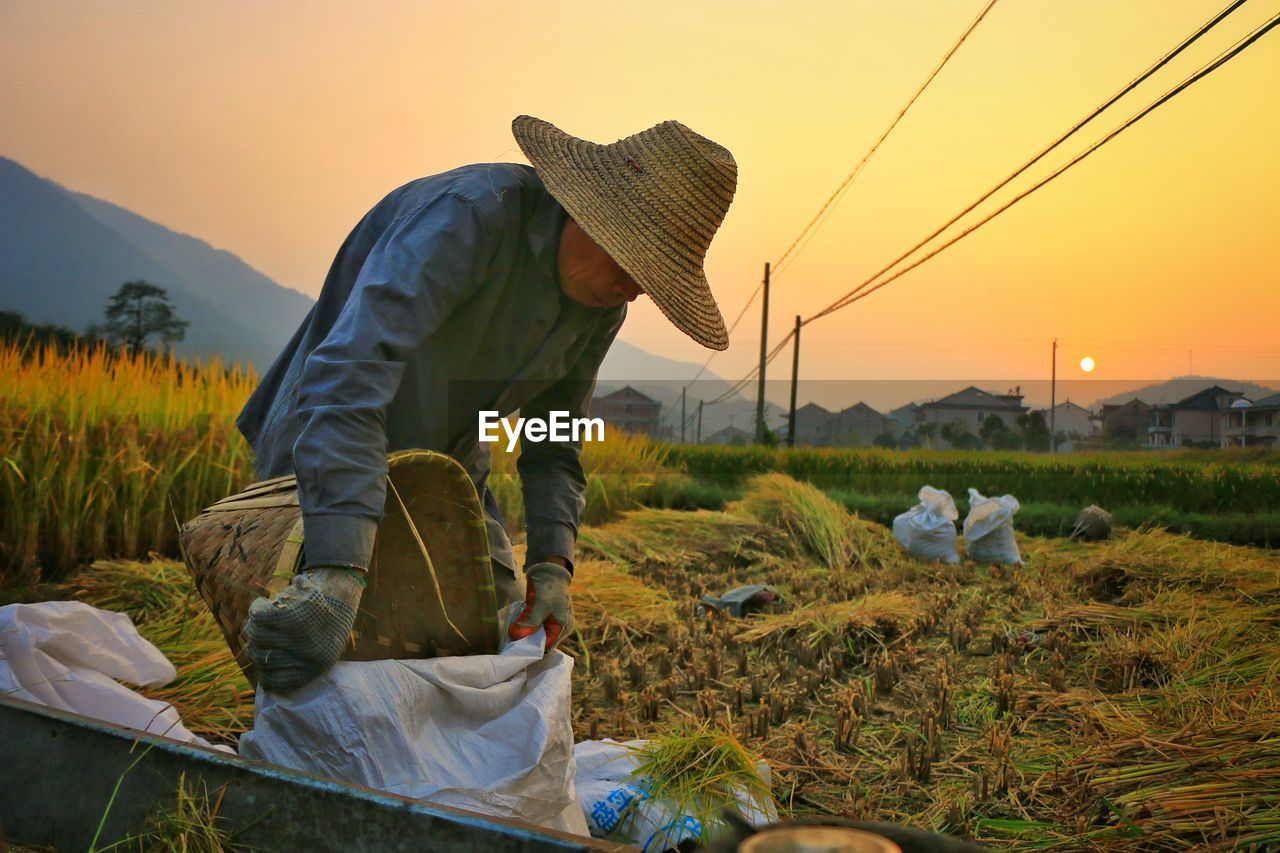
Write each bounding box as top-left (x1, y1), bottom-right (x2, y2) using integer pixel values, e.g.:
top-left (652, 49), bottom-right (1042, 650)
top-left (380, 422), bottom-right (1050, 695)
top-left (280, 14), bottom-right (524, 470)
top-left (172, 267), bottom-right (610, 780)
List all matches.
top-left (103, 281), bottom-right (189, 356)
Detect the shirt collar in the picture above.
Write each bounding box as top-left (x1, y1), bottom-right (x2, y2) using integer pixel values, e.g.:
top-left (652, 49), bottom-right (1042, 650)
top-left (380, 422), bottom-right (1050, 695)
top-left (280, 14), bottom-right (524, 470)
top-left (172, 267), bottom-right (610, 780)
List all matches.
top-left (526, 185), bottom-right (567, 285)
top-left (525, 174), bottom-right (623, 325)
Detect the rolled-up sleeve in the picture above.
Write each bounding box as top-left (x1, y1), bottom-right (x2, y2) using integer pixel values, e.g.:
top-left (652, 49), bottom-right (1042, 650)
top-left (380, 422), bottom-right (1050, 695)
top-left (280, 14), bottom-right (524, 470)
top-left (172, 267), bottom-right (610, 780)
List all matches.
top-left (517, 306), bottom-right (626, 573)
top-left (294, 194), bottom-right (494, 571)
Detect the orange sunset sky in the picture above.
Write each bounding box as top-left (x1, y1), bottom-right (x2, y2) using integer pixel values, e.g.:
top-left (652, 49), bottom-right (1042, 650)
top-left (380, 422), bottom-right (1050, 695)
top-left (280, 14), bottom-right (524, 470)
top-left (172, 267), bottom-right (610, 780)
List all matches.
top-left (2, 0), bottom-right (1277, 383)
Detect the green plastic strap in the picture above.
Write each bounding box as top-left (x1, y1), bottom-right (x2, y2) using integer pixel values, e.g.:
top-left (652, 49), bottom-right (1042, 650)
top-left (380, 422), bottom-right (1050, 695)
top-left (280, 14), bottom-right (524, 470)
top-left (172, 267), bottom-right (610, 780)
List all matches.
top-left (337, 566), bottom-right (368, 589)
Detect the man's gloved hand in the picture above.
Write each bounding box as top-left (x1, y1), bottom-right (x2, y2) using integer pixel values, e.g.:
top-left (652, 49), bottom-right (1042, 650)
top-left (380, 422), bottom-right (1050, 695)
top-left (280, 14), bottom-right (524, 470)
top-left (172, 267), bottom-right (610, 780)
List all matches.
top-left (508, 561), bottom-right (575, 652)
top-left (241, 567), bottom-right (365, 693)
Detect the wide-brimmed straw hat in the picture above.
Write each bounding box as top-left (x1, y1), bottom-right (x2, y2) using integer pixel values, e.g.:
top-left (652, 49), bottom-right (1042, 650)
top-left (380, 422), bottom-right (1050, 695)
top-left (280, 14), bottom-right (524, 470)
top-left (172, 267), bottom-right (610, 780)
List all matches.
top-left (512, 115), bottom-right (737, 351)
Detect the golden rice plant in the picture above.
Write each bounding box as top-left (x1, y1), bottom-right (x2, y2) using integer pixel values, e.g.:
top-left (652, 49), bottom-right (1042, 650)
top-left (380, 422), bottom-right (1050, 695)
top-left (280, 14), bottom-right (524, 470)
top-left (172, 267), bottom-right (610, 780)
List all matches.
top-left (734, 472), bottom-right (886, 570)
top-left (1054, 686), bottom-right (1280, 847)
top-left (62, 558), bottom-right (252, 743)
top-left (576, 507), bottom-right (796, 575)
top-left (734, 591), bottom-right (925, 648)
top-left (0, 342), bottom-right (257, 585)
top-left (96, 772), bottom-right (248, 852)
top-left (569, 559), bottom-right (678, 638)
top-left (1070, 527), bottom-right (1280, 600)
top-left (1033, 602), bottom-right (1167, 634)
top-left (622, 722), bottom-right (774, 844)
top-left (1032, 545), bottom-right (1280, 847)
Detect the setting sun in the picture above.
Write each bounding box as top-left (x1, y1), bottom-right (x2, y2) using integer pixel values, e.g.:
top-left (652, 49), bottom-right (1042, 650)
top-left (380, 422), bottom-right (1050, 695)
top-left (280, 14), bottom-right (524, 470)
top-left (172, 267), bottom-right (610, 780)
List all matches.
top-left (1080, 356), bottom-right (1096, 372)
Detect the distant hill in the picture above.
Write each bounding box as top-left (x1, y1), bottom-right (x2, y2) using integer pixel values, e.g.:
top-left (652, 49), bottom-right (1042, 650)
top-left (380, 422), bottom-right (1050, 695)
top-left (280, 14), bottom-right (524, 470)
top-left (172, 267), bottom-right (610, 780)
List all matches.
top-left (0, 155), bottom-right (773, 403)
top-left (0, 157), bottom-right (313, 369)
top-left (1096, 377), bottom-right (1280, 407)
top-left (600, 339), bottom-right (726, 384)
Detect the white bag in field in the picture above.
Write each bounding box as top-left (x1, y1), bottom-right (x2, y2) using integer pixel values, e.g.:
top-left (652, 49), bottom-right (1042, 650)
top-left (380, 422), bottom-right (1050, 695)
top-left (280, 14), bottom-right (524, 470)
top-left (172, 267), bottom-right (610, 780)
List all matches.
top-left (239, 618), bottom-right (588, 836)
top-left (892, 486), bottom-right (960, 564)
top-left (0, 601), bottom-right (226, 751)
top-left (964, 488), bottom-right (1023, 564)
top-left (574, 739), bottom-right (778, 850)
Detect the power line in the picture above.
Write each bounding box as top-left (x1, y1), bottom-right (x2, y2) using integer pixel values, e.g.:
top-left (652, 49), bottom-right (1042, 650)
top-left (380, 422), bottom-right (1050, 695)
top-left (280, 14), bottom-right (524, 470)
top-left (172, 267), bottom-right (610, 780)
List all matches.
top-left (682, 282), bottom-right (763, 388)
top-left (685, 0), bottom-right (1002, 393)
top-left (808, 9), bottom-right (1279, 323)
top-left (704, 7), bottom-right (1278, 411)
top-left (808, 0), bottom-right (1253, 322)
top-left (772, 0), bottom-right (1002, 280)
top-left (703, 332), bottom-right (795, 406)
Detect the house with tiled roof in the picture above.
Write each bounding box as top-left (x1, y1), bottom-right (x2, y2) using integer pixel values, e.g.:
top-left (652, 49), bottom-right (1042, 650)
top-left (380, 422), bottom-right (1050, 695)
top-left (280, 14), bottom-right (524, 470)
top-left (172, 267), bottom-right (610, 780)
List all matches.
top-left (590, 385), bottom-right (662, 438)
top-left (1148, 385), bottom-right (1243, 448)
top-left (831, 402), bottom-right (895, 447)
top-left (1047, 400), bottom-right (1099, 438)
top-left (916, 386), bottom-right (1027, 446)
top-left (1101, 399), bottom-right (1151, 441)
top-left (888, 402), bottom-right (919, 436)
top-left (1221, 393), bottom-right (1280, 448)
top-left (791, 402), bottom-right (836, 446)
top-left (705, 425), bottom-right (753, 446)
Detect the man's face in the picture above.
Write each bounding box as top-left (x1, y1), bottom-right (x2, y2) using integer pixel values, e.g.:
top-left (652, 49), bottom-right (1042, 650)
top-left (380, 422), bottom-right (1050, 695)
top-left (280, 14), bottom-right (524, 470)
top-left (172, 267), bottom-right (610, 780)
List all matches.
top-left (557, 219), bottom-right (644, 308)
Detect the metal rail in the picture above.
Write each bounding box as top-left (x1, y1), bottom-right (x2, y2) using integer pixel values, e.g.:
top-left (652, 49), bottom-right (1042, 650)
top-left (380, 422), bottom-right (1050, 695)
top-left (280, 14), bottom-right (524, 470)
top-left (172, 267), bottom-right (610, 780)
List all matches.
top-left (0, 695), bottom-right (632, 852)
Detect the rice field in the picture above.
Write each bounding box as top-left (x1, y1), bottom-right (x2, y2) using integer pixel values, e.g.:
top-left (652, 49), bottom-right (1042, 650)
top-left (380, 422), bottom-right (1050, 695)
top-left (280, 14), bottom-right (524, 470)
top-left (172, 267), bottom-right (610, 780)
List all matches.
top-left (5, 341), bottom-right (1280, 848)
top-left (556, 483), bottom-right (1280, 849)
top-left (3, 338), bottom-right (1275, 586)
top-left (35, 476), bottom-right (1280, 849)
top-left (0, 343), bottom-right (257, 586)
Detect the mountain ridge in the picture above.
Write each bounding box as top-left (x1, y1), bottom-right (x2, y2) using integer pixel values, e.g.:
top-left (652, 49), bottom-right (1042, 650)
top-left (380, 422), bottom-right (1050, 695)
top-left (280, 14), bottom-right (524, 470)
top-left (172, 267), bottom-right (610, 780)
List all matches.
top-left (0, 156), bottom-right (313, 368)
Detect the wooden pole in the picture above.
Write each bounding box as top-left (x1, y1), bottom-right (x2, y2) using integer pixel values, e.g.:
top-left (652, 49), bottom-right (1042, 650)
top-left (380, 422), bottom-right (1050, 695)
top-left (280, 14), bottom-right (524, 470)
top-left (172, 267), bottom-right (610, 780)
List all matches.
top-left (755, 262), bottom-right (771, 443)
top-left (787, 315), bottom-right (801, 448)
top-left (681, 387), bottom-right (687, 443)
top-left (1050, 338), bottom-right (1057, 454)
top-left (696, 399), bottom-right (703, 444)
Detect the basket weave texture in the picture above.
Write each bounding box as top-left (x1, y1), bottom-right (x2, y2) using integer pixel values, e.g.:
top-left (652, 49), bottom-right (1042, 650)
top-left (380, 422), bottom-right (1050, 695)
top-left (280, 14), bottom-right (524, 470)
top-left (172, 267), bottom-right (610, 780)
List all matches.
top-left (179, 450), bottom-right (500, 686)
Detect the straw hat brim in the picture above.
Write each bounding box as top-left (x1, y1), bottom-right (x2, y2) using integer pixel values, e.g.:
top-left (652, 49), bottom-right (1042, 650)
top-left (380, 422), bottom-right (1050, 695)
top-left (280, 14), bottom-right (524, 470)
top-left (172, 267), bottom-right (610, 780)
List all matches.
top-left (513, 116), bottom-right (730, 351)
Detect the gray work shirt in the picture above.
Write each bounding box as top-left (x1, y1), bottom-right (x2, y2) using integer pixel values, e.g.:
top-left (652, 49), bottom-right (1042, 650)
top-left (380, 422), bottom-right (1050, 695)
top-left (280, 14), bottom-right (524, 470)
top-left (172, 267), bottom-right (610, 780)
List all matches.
top-left (236, 163), bottom-right (626, 578)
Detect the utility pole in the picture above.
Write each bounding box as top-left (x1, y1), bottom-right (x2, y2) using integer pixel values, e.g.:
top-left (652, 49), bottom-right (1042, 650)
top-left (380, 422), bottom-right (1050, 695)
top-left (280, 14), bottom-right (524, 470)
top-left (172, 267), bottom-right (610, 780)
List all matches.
top-left (680, 387), bottom-right (687, 443)
top-left (1049, 338), bottom-right (1057, 454)
top-left (696, 399), bottom-right (703, 444)
top-left (754, 262), bottom-right (771, 444)
top-left (787, 314), bottom-right (801, 448)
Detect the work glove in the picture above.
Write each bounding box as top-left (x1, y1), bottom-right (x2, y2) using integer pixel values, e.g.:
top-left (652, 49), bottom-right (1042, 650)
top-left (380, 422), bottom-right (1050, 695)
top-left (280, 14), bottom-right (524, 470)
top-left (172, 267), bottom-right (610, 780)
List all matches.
top-left (508, 561), bottom-right (574, 652)
top-left (241, 567), bottom-right (365, 693)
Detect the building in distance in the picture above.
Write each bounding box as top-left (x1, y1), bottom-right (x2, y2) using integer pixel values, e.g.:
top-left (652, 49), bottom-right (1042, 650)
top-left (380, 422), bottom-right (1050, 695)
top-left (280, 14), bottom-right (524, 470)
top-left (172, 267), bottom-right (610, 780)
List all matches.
top-left (590, 385), bottom-right (662, 438)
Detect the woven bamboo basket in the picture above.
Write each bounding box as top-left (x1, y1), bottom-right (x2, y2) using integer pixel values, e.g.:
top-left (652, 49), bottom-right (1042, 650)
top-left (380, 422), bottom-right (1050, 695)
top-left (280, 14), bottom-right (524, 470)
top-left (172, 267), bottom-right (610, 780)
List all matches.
top-left (179, 449), bottom-right (502, 686)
